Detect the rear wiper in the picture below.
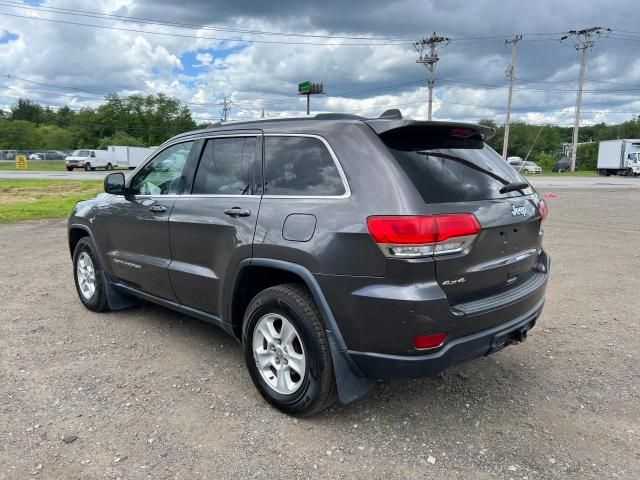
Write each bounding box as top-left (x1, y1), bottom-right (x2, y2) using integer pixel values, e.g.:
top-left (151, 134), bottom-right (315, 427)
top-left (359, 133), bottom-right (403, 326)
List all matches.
top-left (418, 151), bottom-right (530, 195)
top-left (499, 181), bottom-right (530, 194)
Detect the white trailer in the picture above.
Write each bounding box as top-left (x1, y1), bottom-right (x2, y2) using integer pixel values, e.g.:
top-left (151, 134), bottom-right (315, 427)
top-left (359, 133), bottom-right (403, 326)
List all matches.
top-left (597, 139), bottom-right (640, 176)
top-left (65, 149), bottom-right (117, 171)
top-left (108, 145), bottom-right (157, 169)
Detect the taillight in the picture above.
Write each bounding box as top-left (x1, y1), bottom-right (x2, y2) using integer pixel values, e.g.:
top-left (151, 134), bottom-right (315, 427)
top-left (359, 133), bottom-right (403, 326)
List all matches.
top-left (366, 214), bottom-right (480, 258)
top-left (539, 199), bottom-right (548, 221)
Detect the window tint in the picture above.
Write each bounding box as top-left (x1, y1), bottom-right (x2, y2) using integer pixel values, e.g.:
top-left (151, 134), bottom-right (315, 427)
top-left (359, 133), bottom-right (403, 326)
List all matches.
top-left (192, 137), bottom-right (255, 195)
top-left (386, 144), bottom-right (532, 203)
top-left (264, 136), bottom-right (345, 196)
top-left (129, 142), bottom-right (192, 195)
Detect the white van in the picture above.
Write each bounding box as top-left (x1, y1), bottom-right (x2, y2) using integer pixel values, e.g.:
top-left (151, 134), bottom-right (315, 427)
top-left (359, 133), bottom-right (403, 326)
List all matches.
top-left (65, 149), bottom-right (117, 171)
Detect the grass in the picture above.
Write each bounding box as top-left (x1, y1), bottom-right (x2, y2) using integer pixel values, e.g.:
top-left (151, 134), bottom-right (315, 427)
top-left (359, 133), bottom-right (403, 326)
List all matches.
top-left (0, 179), bottom-right (102, 223)
top-left (538, 170), bottom-right (598, 177)
top-left (0, 160), bottom-right (68, 171)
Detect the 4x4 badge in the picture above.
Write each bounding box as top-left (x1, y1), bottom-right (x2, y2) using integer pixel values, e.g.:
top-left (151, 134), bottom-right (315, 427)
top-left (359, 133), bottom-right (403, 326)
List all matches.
top-left (511, 205), bottom-right (527, 217)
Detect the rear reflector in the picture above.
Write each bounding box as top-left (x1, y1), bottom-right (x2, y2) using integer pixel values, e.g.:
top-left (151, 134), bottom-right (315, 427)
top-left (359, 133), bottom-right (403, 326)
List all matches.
top-left (366, 214), bottom-right (480, 245)
top-left (539, 199), bottom-right (548, 220)
top-left (413, 332), bottom-right (447, 349)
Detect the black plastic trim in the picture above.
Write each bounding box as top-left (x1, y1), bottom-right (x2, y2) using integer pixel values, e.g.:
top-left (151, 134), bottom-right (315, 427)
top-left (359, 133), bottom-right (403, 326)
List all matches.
top-left (348, 297), bottom-right (545, 378)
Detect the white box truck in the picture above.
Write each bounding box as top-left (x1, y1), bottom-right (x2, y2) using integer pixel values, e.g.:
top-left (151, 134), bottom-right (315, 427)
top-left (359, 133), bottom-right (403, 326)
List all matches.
top-left (108, 145), bottom-right (157, 169)
top-left (597, 139), bottom-right (640, 176)
top-left (65, 149), bottom-right (117, 171)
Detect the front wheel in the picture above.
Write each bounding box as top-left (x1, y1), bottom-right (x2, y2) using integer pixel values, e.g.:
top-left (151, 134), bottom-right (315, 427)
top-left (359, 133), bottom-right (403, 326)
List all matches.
top-left (106, 163), bottom-right (113, 171)
top-left (242, 284), bottom-right (337, 416)
top-left (73, 238), bottom-right (109, 312)
top-left (66, 167), bottom-right (73, 172)
top-left (84, 163), bottom-right (91, 171)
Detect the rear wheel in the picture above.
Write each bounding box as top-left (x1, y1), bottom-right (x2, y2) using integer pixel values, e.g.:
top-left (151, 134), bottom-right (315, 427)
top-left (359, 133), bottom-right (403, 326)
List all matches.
top-left (66, 167), bottom-right (73, 172)
top-left (242, 283), bottom-right (337, 416)
top-left (84, 163), bottom-right (91, 171)
top-left (73, 238), bottom-right (109, 312)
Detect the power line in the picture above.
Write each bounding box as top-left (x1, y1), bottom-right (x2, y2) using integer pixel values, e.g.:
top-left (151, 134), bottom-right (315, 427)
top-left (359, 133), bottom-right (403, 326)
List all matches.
top-left (0, 0), bottom-right (415, 42)
top-left (0, 10), bottom-right (410, 46)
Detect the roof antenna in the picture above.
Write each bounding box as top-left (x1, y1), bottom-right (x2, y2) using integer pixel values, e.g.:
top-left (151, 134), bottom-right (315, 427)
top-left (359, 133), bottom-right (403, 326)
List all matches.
top-left (378, 109), bottom-right (402, 119)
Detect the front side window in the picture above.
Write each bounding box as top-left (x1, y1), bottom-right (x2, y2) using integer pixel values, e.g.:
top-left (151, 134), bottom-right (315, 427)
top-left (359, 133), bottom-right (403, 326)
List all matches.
top-left (129, 141), bottom-right (193, 195)
top-left (192, 137), bottom-right (256, 195)
top-left (264, 136), bottom-right (346, 196)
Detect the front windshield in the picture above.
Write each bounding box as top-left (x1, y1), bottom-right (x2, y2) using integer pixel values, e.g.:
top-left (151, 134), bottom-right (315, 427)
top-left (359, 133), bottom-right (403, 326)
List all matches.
top-left (524, 161), bottom-right (537, 167)
top-left (72, 150), bottom-right (90, 157)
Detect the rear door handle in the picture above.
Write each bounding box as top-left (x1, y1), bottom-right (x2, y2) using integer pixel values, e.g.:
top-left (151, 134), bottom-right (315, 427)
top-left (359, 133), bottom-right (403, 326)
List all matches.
top-left (224, 207), bottom-right (251, 218)
top-left (149, 205), bottom-right (167, 213)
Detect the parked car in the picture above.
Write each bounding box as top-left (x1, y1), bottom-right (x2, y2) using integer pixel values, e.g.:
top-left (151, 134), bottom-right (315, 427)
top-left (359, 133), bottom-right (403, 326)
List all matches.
top-left (29, 152), bottom-right (45, 160)
top-left (552, 157), bottom-right (578, 172)
top-left (68, 112), bottom-right (550, 416)
top-left (512, 160), bottom-right (542, 175)
top-left (43, 150), bottom-right (67, 160)
top-left (509, 159), bottom-right (542, 174)
top-left (0, 150), bottom-right (17, 160)
top-left (65, 149), bottom-right (116, 171)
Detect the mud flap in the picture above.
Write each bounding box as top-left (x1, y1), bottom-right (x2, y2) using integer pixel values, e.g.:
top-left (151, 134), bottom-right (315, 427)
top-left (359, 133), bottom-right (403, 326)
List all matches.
top-left (103, 273), bottom-right (141, 311)
top-left (326, 330), bottom-right (375, 404)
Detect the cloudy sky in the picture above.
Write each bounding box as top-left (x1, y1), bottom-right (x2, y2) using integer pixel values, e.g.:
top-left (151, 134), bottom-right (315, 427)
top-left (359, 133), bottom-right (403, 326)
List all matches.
top-left (1, 0), bottom-right (640, 125)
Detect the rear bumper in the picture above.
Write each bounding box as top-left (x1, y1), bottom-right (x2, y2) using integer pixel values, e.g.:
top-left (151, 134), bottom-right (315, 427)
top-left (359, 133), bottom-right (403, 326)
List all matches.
top-left (347, 296), bottom-right (544, 378)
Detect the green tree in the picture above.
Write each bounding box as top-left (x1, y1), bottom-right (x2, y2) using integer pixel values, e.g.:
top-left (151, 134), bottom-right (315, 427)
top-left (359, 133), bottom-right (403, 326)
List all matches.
top-left (37, 125), bottom-right (75, 150)
top-left (0, 119), bottom-right (42, 149)
top-left (576, 142), bottom-right (599, 171)
top-left (11, 99), bottom-right (44, 123)
top-left (97, 131), bottom-right (146, 149)
top-left (535, 153), bottom-right (555, 170)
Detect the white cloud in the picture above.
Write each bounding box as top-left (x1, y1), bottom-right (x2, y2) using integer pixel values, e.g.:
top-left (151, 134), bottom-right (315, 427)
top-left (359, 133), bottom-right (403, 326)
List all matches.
top-left (1, 0), bottom-right (639, 126)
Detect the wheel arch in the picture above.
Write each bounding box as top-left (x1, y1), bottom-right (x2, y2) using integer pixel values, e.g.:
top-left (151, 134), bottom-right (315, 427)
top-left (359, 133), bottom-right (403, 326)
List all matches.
top-left (228, 258), bottom-right (375, 404)
top-left (68, 224), bottom-right (91, 258)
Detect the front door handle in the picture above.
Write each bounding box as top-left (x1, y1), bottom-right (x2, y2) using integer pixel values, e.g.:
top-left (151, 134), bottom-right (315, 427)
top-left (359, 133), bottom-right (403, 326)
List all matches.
top-left (149, 205), bottom-right (167, 213)
top-left (224, 207), bottom-right (251, 218)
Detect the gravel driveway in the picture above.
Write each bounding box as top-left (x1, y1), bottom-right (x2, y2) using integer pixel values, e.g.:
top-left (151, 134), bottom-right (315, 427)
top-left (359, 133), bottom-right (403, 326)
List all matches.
top-left (1, 188), bottom-right (638, 479)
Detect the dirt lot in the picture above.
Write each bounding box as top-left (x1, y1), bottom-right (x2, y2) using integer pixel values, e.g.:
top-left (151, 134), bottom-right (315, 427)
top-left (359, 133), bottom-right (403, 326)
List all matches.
top-left (1, 188), bottom-right (639, 479)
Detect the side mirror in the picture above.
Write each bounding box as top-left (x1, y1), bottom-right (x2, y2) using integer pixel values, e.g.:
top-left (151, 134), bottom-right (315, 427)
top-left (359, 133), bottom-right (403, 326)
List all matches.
top-left (104, 172), bottom-right (125, 195)
top-left (91, 151), bottom-right (96, 158)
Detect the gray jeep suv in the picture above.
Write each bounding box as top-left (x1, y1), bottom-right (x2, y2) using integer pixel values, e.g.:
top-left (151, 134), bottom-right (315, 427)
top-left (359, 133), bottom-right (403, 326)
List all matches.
top-left (68, 111), bottom-right (550, 416)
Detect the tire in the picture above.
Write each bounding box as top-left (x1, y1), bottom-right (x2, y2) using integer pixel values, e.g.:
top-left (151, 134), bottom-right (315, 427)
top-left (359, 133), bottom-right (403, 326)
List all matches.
top-left (242, 283), bottom-right (337, 416)
top-left (106, 163), bottom-right (113, 171)
top-left (66, 167), bottom-right (73, 172)
top-left (84, 163), bottom-right (91, 171)
top-left (72, 238), bottom-right (109, 312)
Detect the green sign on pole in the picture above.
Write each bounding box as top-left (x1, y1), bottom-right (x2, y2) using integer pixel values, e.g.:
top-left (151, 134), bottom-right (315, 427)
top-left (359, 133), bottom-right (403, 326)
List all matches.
top-left (298, 81), bottom-right (311, 94)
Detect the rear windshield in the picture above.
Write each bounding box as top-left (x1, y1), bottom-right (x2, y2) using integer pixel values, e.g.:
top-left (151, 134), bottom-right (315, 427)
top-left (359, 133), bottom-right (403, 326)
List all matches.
top-left (385, 143), bottom-right (533, 203)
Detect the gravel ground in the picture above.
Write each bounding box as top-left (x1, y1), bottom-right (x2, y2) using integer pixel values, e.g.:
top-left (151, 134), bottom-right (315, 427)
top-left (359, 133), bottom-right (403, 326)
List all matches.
top-left (1, 188), bottom-right (639, 479)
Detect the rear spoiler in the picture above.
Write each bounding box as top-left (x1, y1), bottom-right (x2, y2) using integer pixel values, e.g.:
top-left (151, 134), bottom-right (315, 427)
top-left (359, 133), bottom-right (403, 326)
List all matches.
top-left (364, 120), bottom-right (495, 150)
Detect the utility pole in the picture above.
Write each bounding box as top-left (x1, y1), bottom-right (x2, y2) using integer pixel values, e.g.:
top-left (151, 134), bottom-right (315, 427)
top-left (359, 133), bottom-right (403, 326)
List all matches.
top-left (220, 97), bottom-right (231, 123)
top-left (561, 27), bottom-right (610, 171)
top-left (502, 35), bottom-right (522, 159)
top-left (415, 32), bottom-right (450, 121)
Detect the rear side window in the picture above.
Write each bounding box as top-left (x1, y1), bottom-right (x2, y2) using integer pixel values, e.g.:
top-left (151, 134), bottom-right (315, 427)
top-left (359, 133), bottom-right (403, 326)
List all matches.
top-left (385, 144), bottom-right (531, 203)
top-left (193, 137), bottom-right (256, 195)
top-left (264, 136), bottom-right (346, 196)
